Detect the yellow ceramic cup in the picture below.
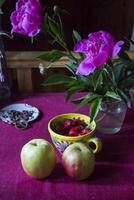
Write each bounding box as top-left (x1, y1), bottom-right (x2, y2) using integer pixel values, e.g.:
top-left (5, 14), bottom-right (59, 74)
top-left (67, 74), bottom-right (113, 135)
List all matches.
top-left (48, 113), bottom-right (102, 154)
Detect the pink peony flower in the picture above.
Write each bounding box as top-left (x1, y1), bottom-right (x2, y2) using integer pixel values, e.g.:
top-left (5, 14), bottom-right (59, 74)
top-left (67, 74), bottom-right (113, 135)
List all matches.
top-left (10, 0), bottom-right (42, 37)
top-left (74, 31), bottom-right (124, 76)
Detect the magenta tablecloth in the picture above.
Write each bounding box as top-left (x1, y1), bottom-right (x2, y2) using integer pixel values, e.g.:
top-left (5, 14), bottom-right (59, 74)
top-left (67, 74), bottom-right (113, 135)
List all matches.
top-left (0, 93), bottom-right (134, 200)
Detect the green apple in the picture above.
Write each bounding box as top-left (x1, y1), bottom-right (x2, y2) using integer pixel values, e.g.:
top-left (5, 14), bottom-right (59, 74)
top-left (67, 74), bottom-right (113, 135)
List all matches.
top-left (62, 142), bottom-right (95, 181)
top-left (21, 139), bottom-right (56, 179)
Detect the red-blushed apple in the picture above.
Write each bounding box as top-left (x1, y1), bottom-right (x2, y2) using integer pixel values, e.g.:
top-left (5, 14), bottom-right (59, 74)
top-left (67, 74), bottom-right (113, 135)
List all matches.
top-left (21, 139), bottom-right (56, 179)
top-left (62, 142), bottom-right (95, 181)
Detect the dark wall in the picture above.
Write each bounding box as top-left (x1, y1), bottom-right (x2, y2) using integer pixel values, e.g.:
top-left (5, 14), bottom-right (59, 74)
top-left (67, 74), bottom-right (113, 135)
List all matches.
top-left (2, 0), bottom-right (134, 51)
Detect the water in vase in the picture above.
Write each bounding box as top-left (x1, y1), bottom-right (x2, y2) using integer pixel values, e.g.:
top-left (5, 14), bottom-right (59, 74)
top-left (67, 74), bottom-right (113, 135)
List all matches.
top-left (96, 100), bottom-right (127, 134)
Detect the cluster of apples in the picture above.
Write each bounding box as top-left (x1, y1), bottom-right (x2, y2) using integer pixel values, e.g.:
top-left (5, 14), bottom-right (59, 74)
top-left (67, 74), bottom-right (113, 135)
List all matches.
top-left (54, 118), bottom-right (91, 136)
top-left (21, 139), bottom-right (95, 181)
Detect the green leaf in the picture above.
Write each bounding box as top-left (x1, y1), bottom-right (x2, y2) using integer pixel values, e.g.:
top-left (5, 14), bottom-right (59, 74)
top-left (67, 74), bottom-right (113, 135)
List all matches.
top-left (110, 67), bottom-right (117, 86)
top-left (103, 64), bottom-right (117, 86)
top-left (126, 76), bottom-right (134, 85)
top-left (112, 59), bottom-right (126, 81)
top-left (93, 69), bottom-right (103, 90)
top-left (117, 89), bottom-right (131, 108)
top-left (72, 30), bottom-right (81, 44)
top-left (41, 13), bottom-right (49, 33)
top-left (89, 97), bottom-right (102, 123)
top-left (67, 78), bottom-right (78, 87)
top-left (66, 85), bottom-right (85, 101)
top-left (105, 91), bottom-right (121, 100)
top-left (65, 59), bottom-right (78, 75)
top-left (118, 50), bottom-right (130, 60)
top-left (67, 75), bottom-right (94, 92)
top-left (72, 94), bottom-right (91, 109)
top-left (65, 64), bottom-right (75, 75)
top-left (125, 60), bottom-right (134, 70)
top-left (121, 75), bottom-right (134, 88)
top-left (77, 76), bottom-right (94, 90)
top-left (43, 74), bottom-right (73, 86)
top-left (73, 93), bottom-right (102, 109)
top-left (79, 53), bottom-right (85, 60)
top-left (88, 94), bottom-right (103, 102)
top-left (38, 50), bottom-right (64, 62)
top-left (48, 16), bottom-right (65, 42)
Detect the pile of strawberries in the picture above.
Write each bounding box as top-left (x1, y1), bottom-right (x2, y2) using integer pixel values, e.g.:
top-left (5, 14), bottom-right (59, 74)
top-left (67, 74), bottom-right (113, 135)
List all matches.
top-left (53, 118), bottom-right (90, 136)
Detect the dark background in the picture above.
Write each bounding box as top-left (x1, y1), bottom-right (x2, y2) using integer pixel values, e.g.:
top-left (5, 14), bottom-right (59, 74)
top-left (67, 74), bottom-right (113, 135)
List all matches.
top-left (1, 0), bottom-right (134, 51)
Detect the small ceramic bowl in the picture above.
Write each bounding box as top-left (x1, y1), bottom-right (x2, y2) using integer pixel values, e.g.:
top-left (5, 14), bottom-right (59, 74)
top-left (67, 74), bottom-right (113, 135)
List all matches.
top-left (48, 113), bottom-right (102, 153)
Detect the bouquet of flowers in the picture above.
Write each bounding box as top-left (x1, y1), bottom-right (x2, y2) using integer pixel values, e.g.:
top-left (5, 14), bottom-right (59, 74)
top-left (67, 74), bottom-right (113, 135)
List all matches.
top-left (10, 0), bottom-right (134, 130)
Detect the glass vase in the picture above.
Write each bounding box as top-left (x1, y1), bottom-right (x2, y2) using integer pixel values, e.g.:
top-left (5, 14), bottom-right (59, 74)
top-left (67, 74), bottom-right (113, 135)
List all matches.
top-left (96, 99), bottom-right (127, 134)
top-left (0, 16), bottom-right (11, 104)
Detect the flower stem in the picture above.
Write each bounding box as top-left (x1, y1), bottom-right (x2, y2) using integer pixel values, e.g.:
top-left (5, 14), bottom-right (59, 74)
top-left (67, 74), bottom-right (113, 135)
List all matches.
top-left (47, 29), bottom-right (78, 62)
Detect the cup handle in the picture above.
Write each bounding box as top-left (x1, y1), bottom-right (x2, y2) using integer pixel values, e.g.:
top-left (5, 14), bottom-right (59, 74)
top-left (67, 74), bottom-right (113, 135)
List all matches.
top-left (87, 137), bottom-right (102, 154)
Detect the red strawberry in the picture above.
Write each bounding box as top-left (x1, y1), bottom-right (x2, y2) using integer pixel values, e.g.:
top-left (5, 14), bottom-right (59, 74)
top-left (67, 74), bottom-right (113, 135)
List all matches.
top-left (68, 126), bottom-right (83, 136)
top-left (63, 119), bottom-right (73, 130)
top-left (72, 118), bottom-right (87, 127)
top-left (80, 128), bottom-right (91, 135)
top-left (55, 123), bottom-right (66, 135)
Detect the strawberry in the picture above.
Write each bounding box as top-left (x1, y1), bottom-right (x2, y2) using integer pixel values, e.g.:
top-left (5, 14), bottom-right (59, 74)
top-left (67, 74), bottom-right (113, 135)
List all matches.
top-left (63, 119), bottom-right (73, 130)
top-left (55, 123), bottom-right (66, 135)
top-left (68, 126), bottom-right (83, 136)
top-left (80, 128), bottom-right (91, 135)
top-left (72, 118), bottom-right (87, 127)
